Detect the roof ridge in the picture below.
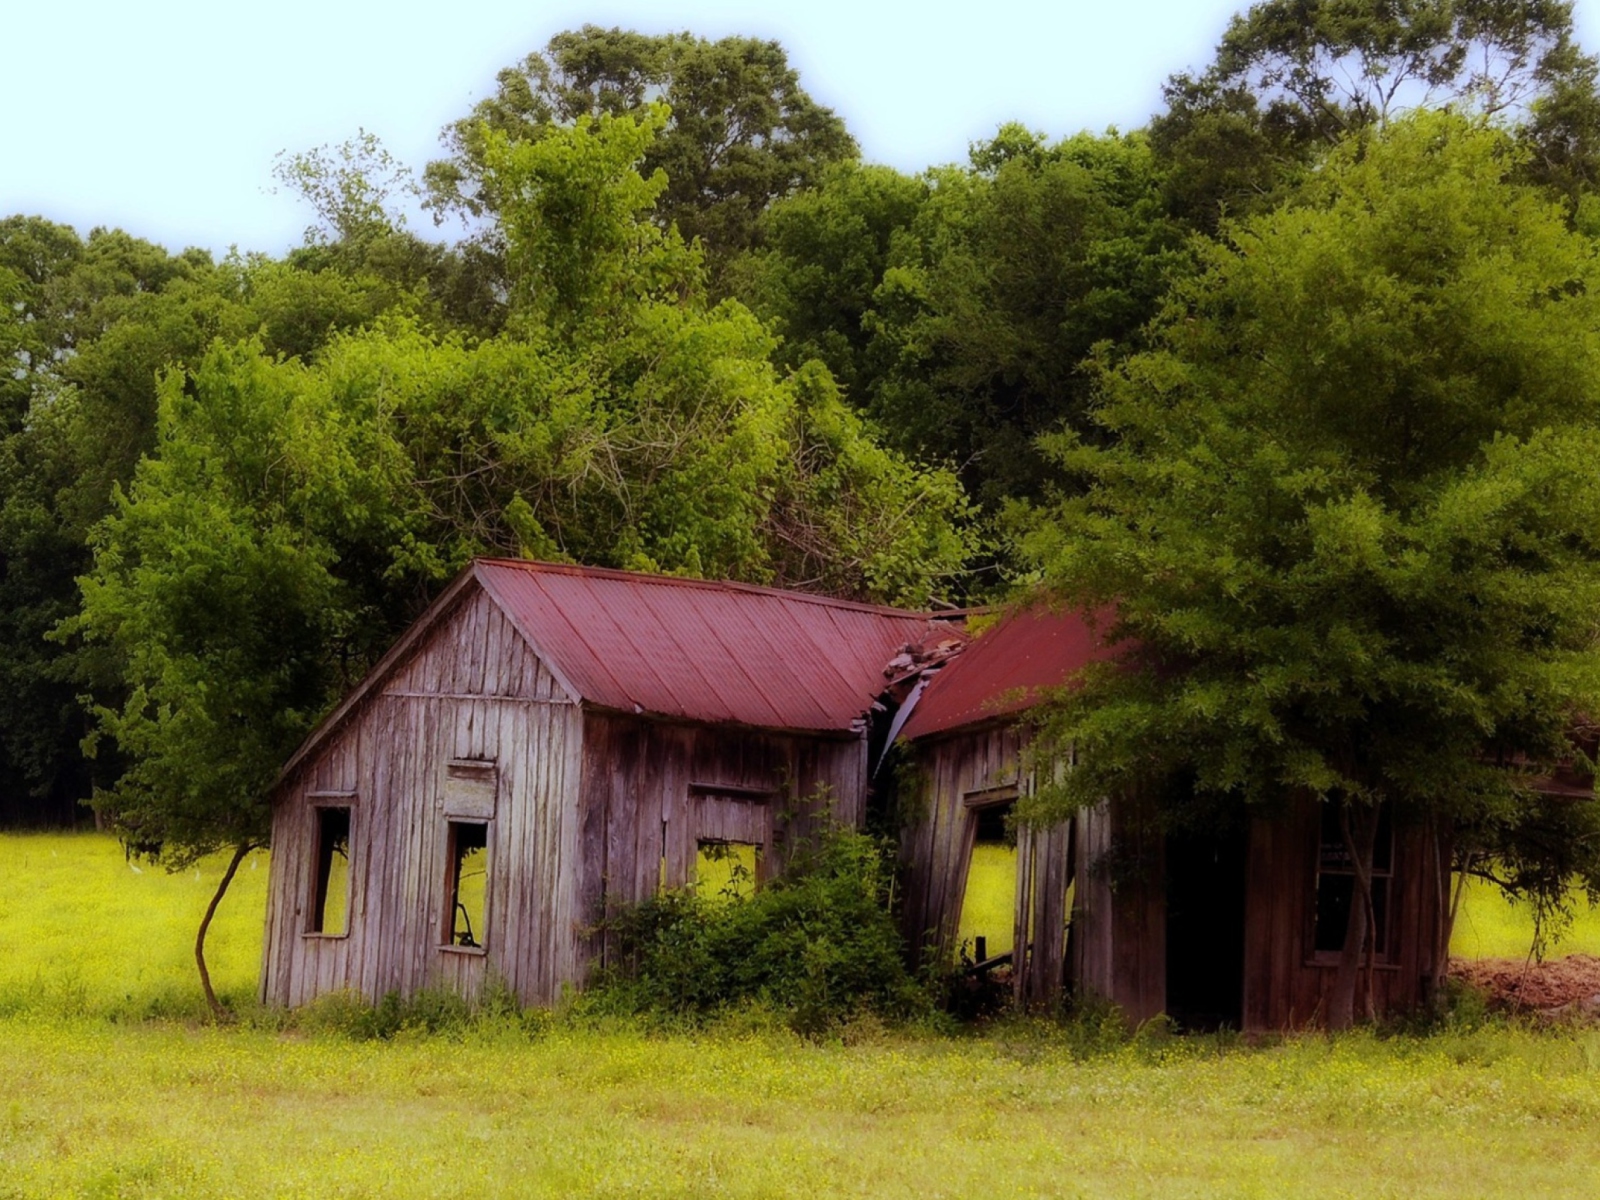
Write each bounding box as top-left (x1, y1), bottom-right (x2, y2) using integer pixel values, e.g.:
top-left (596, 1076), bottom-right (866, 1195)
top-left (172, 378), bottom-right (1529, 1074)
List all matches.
top-left (473, 557), bottom-right (943, 620)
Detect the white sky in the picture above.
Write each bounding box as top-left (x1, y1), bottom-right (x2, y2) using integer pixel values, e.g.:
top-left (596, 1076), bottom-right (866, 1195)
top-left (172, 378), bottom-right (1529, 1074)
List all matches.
top-left (7, 0), bottom-right (1600, 257)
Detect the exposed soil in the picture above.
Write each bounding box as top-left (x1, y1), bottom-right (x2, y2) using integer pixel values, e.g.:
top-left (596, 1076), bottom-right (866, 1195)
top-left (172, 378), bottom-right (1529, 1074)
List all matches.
top-left (1450, 954), bottom-right (1600, 1014)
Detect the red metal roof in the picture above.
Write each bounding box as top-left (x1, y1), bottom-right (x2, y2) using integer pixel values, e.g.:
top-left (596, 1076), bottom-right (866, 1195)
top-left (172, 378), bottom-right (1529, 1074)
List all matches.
top-left (898, 602), bottom-right (1117, 741)
top-left (474, 559), bottom-right (954, 732)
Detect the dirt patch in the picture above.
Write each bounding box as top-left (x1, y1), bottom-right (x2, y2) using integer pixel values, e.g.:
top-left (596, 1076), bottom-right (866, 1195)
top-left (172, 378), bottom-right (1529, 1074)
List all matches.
top-left (1450, 954), bottom-right (1600, 1013)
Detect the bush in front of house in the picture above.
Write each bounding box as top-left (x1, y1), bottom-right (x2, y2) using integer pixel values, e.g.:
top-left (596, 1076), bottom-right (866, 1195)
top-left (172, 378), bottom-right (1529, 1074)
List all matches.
top-left (589, 822), bottom-right (933, 1033)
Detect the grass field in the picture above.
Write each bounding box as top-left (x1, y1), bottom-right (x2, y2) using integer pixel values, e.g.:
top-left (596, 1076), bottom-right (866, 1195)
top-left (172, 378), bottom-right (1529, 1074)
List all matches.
top-left (0, 832), bottom-right (269, 1020)
top-left (5, 832), bottom-right (1600, 1198)
top-left (1447, 875), bottom-right (1600, 959)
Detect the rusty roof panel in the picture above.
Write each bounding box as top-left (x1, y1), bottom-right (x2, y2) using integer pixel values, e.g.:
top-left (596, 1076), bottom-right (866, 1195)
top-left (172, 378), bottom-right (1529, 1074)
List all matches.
top-left (473, 559), bottom-right (947, 732)
top-left (899, 603), bottom-right (1117, 741)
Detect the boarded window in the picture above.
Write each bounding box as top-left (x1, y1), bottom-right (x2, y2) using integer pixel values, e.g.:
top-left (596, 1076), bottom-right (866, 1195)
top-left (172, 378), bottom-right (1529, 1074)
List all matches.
top-left (696, 839), bottom-right (759, 901)
top-left (310, 806), bottom-right (351, 936)
top-left (445, 821), bottom-right (489, 949)
top-left (443, 760), bottom-right (497, 819)
top-left (958, 800), bottom-right (1017, 961)
top-left (1313, 804), bottom-right (1394, 956)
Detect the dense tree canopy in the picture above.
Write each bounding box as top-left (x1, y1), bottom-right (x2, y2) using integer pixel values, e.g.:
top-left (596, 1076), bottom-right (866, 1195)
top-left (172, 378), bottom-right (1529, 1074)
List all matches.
top-left (1151, 0), bottom-right (1600, 226)
top-left (0, 221), bottom-right (397, 824)
top-left (71, 108), bottom-right (972, 886)
top-left (1023, 115), bottom-right (1600, 1027)
top-left (425, 26), bottom-right (857, 281)
top-left (734, 126), bottom-right (1190, 521)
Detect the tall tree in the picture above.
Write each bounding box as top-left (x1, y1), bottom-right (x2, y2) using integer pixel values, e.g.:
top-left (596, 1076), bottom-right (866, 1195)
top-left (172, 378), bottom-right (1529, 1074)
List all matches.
top-left (0, 218), bottom-right (402, 827)
top-left (424, 26), bottom-right (857, 282)
top-left (1151, 0), bottom-right (1600, 227)
top-left (729, 161), bottom-right (929, 402)
top-left (1024, 114), bottom-right (1600, 1029)
top-left (274, 131), bottom-right (507, 337)
top-left (737, 126), bottom-right (1189, 538)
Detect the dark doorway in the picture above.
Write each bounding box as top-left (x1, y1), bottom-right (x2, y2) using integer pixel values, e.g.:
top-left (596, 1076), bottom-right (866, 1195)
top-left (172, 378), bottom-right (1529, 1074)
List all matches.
top-left (1165, 824), bottom-right (1248, 1031)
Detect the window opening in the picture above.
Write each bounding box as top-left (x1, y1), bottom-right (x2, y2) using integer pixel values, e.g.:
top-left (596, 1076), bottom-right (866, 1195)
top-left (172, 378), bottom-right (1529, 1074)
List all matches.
top-left (310, 806), bottom-right (351, 936)
top-left (958, 801), bottom-right (1017, 961)
top-left (445, 821), bottom-right (489, 948)
top-left (1313, 803), bottom-right (1394, 956)
top-left (696, 839), bottom-right (759, 901)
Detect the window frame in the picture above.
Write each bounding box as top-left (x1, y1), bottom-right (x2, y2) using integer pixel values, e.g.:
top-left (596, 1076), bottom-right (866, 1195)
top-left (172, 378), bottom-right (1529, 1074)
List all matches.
top-left (440, 817), bottom-right (491, 956)
top-left (1308, 803), bottom-right (1397, 968)
top-left (956, 786), bottom-right (1021, 963)
top-left (304, 794), bottom-right (355, 940)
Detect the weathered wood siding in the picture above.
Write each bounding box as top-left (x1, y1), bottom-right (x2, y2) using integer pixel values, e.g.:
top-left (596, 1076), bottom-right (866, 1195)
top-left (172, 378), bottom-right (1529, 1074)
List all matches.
top-left (1013, 819), bottom-right (1074, 1008)
top-left (899, 726), bottom-right (1025, 959)
top-left (1241, 799), bottom-right (1445, 1030)
top-left (262, 589), bottom-right (584, 1007)
top-left (1069, 799), bottom-right (1166, 1025)
top-left (899, 726), bottom-right (1078, 1006)
top-left (575, 712), bottom-right (869, 966)
top-left (903, 729), bottom-right (1444, 1030)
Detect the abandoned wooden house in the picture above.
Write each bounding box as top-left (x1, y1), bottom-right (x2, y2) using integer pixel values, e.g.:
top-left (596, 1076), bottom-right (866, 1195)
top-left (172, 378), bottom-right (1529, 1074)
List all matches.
top-left (262, 558), bottom-right (1462, 1030)
top-left (893, 603), bottom-right (1451, 1031)
top-left (260, 558), bottom-right (961, 1008)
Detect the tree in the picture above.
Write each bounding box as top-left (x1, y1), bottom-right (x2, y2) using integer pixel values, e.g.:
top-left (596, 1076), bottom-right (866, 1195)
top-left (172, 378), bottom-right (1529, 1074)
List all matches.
top-left (736, 125), bottom-right (1189, 550)
top-left (1151, 0), bottom-right (1600, 227)
top-left (1022, 114), bottom-right (1600, 1029)
top-left (424, 26), bottom-right (857, 282)
top-left (65, 344), bottom-right (397, 1014)
top-left (728, 161), bottom-right (929, 401)
top-left (0, 218), bottom-right (399, 829)
top-left (274, 132), bottom-right (506, 337)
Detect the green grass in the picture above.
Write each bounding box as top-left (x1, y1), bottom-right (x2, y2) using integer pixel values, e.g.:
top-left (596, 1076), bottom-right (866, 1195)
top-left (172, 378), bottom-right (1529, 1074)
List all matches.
top-left (5, 1013), bottom-right (1600, 1197)
top-left (0, 831), bottom-right (269, 1020)
top-left (5, 832), bottom-right (1600, 1198)
top-left (1449, 875), bottom-right (1600, 959)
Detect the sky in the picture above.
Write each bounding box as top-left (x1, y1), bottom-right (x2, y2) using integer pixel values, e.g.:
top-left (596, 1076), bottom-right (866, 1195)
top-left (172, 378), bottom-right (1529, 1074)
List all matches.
top-left (7, 0), bottom-right (1600, 258)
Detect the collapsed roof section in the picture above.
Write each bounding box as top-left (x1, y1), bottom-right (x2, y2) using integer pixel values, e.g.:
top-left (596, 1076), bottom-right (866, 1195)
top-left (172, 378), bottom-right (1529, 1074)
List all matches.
top-left (896, 602), bottom-right (1119, 742)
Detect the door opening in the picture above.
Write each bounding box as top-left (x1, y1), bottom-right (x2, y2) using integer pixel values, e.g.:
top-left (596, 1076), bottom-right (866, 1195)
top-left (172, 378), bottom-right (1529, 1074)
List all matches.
top-left (958, 801), bottom-right (1017, 963)
top-left (1164, 823), bottom-right (1247, 1030)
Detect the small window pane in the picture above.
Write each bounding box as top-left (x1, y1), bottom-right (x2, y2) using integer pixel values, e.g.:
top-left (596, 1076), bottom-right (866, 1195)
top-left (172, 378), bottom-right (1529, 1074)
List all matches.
top-left (312, 807), bottom-right (351, 936)
top-left (448, 822), bottom-right (489, 948)
top-left (696, 840), bottom-right (759, 901)
top-left (1313, 872), bottom-right (1354, 953)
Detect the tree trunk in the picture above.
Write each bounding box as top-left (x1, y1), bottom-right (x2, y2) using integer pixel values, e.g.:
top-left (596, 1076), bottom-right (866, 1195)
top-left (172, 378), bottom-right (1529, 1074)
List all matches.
top-left (1327, 804), bottom-right (1380, 1032)
top-left (196, 842), bottom-right (253, 1021)
top-left (1433, 841), bottom-right (1471, 1011)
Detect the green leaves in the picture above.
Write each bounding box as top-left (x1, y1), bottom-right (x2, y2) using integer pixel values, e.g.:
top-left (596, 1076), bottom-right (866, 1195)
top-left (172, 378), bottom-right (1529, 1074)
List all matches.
top-left (1028, 115), bottom-right (1600, 846)
top-left (485, 106), bottom-right (698, 338)
top-left (425, 27), bottom-right (857, 280)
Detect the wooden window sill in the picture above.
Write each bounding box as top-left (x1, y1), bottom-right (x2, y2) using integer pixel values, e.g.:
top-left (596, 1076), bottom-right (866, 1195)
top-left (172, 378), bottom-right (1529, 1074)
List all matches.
top-left (301, 931), bottom-right (351, 941)
top-left (438, 944), bottom-right (488, 957)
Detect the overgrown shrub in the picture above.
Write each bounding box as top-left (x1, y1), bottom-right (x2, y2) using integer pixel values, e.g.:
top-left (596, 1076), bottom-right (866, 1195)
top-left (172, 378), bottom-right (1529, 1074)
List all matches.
top-left (589, 822), bottom-right (931, 1033)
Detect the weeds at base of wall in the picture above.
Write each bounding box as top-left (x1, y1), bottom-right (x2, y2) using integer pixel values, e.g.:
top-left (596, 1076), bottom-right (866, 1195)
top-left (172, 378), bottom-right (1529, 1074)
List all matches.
top-left (294, 976), bottom-right (556, 1042)
top-left (583, 822), bottom-right (939, 1037)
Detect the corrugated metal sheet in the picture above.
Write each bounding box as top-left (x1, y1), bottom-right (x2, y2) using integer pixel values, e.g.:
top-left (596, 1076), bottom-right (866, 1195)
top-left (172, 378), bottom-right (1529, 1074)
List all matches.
top-left (898, 603), bottom-right (1118, 741)
top-left (474, 559), bottom-right (951, 732)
